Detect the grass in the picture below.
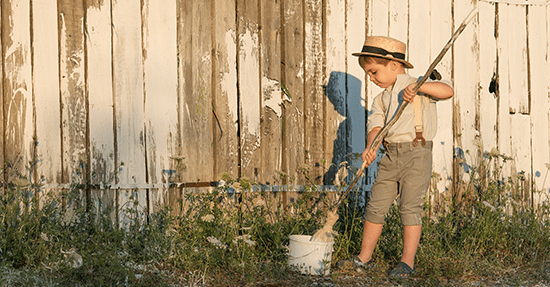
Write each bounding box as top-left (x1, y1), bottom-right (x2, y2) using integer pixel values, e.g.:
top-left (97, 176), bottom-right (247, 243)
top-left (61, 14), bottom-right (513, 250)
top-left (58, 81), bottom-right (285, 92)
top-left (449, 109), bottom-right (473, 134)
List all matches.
top-left (0, 148), bottom-right (549, 286)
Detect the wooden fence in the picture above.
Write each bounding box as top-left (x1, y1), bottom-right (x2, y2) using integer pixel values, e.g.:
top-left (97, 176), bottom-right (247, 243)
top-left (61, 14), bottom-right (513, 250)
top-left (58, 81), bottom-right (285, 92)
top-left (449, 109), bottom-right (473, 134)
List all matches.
top-left (1, 0), bottom-right (549, 218)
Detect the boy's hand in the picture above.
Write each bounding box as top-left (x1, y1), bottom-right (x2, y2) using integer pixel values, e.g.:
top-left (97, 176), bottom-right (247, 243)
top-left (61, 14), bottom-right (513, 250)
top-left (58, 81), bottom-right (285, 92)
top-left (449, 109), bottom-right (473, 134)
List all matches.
top-left (403, 83), bottom-right (417, 103)
top-left (361, 147), bottom-right (377, 167)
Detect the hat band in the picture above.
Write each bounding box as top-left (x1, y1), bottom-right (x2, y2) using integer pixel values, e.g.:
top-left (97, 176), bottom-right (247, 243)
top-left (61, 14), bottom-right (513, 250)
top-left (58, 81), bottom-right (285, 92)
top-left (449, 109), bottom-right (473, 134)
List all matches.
top-left (361, 46), bottom-right (406, 60)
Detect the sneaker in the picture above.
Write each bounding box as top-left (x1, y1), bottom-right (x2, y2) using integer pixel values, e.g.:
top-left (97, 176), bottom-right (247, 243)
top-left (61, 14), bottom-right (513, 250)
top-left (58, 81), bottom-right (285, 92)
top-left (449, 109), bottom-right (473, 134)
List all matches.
top-left (337, 255), bottom-right (375, 270)
top-left (389, 262), bottom-right (417, 278)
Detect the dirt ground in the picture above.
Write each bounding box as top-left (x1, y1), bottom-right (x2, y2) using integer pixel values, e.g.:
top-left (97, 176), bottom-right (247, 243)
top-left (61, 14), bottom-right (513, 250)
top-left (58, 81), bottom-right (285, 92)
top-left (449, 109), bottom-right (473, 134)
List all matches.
top-left (239, 267), bottom-right (550, 287)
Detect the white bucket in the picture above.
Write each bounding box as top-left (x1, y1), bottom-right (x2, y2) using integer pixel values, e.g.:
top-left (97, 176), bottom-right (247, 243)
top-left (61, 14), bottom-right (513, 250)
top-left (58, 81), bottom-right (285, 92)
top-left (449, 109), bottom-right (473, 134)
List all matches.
top-left (288, 235), bottom-right (334, 276)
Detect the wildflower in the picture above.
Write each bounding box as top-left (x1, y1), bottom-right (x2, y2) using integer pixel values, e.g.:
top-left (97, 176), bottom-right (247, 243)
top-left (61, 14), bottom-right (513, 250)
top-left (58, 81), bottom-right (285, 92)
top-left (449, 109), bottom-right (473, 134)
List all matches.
top-left (207, 236), bottom-right (227, 249)
top-left (233, 235), bottom-right (256, 246)
top-left (201, 214), bottom-right (215, 222)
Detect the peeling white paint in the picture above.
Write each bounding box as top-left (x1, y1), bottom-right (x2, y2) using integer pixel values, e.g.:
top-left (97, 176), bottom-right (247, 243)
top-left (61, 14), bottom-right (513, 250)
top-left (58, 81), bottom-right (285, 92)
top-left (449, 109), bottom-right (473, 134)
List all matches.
top-left (222, 29), bottom-right (238, 123)
top-left (240, 28), bottom-right (261, 137)
top-left (262, 77), bottom-right (282, 117)
top-left (297, 61), bottom-right (304, 80)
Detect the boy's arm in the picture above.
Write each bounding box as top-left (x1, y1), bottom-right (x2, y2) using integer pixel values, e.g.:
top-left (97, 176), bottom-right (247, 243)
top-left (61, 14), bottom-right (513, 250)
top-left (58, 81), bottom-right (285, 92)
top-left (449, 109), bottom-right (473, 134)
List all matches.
top-left (362, 126), bottom-right (382, 167)
top-left (403, 82), bottom-right (454, 103)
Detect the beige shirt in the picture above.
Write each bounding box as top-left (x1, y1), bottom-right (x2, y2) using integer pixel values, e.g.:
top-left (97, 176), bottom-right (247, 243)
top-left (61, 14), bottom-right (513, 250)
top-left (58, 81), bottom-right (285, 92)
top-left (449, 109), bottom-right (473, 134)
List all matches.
top-left (367, 74), bottom-right (451, 144)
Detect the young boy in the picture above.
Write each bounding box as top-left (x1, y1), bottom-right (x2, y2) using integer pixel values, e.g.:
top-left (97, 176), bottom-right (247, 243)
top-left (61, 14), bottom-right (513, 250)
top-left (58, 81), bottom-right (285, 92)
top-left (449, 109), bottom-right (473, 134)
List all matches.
top-left (340, 36), bottom-right (454, 278)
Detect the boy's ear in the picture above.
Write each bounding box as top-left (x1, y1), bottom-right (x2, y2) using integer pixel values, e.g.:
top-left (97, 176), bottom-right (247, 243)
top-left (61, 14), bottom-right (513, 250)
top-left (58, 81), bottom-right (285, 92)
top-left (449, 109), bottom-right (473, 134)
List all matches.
top-left (389, 60), bottom-right (401, 71)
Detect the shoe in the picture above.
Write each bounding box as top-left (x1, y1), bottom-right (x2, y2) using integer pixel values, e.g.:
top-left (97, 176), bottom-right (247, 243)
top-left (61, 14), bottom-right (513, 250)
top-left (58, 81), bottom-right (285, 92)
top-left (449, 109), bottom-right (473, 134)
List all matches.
top-left (389, 262), bottom-right (417, 278)
top-left (337, 255), bottom-right (374, 270)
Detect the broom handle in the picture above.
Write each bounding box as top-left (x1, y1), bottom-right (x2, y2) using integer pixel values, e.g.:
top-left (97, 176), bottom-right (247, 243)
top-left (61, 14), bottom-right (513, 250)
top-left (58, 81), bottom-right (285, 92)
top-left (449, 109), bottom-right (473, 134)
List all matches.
top-left (332, 7), bottom-right (479, 213)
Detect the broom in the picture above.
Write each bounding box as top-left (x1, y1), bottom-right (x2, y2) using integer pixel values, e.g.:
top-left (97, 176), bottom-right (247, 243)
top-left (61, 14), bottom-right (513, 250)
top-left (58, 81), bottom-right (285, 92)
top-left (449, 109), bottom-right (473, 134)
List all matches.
top-left (310, 7), bottom-right (479, 242)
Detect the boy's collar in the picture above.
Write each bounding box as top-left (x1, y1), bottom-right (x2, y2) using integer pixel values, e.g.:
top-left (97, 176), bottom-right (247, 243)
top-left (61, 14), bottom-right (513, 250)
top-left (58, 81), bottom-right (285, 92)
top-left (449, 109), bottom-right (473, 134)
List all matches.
top-left (385, 73), bottom-right (410, 92)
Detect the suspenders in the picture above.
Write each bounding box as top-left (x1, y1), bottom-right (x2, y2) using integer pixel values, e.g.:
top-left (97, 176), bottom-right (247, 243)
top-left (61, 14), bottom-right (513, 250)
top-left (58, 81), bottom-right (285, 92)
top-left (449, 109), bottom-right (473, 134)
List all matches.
top-left (412, 97), bottom-right (426, 147)
top-left (379, 80), bottom-right (427, 147)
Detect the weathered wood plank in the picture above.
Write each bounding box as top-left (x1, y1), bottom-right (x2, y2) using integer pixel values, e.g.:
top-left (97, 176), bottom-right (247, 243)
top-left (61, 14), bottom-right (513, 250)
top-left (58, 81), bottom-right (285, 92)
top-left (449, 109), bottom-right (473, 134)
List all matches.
top-left (112, 0), bottom-right (147, 222)
top-left (260, 0), bottom-right (283, 184)
top-left (237, 0), bottom-right (261, 182)
top-left (86, 0), bottom-right (116, 216)
top-left (212, 0), bottom-right (239, 180)
top-left (478, 2), bottom-right (498, 152)
top-left (33, 0), bottom-right (62, 186)
top-left (59, 0), bottom-right (87, 188)
top-left (304, 0), bottom-right (324, 184)
top-left (324, 0), bottom-right (346, 185)
top-left (510, 114), bottom-right (531, 183)
top-left (282, 0), bottom-right (305, 185)
top-left (528, 5), bottom-right (549, 201)
top-left (409, 0), bottom-right (430, 75)
top-left (365, 0), bottom-right (388, 190)
top-left (453, 1), bottom-right (479, 187)
top-left (142, 0), bottom-right (178, 212)
top-left (346, 0), bottom-right (366, 188)
top-left (507, 4), bottom-right (529, 115)
top-left (86, 1), bottom-right (115, 185)
top-left (0, 2), bottom-right (3, 182)
top-left (2, 0), bottom-right (34, 179)
top-left (388, 0), bottom-right (408, 43)
top-left (497, 3), bottom-right (513, 178)
top-left (180, 0), bottom-right (214, 183)
top-left (429, 0), bottom-right (453, 199)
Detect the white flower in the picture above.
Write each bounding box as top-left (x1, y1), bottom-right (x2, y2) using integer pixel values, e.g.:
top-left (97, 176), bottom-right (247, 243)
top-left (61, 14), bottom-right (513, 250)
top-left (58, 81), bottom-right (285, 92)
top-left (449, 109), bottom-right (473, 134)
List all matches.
top-left (201, 214), bottom-right (215, 222)
top-left (207, 236), bottom-right (227, 249)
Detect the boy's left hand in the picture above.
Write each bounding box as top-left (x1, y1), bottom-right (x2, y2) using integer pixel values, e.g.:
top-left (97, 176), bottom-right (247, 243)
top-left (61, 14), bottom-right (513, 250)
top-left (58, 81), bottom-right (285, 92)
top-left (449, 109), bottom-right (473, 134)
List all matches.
top-left (403, 84), bottom-right (417, 103)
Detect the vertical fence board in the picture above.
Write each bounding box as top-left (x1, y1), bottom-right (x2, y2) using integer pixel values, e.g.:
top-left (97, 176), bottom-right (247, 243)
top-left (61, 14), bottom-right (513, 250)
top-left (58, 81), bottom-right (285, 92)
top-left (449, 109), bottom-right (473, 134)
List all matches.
top-left (325, 0), bottom-right (346, 185)
top-left (528, 5), bottom-right (549, 201)
top-left (213, 0), bottom-right (239, 180)
top-left (430, 0), bottom-right (453, 201)
top-left (33, 1), bottom-right (62, 187)
top-left (238, 0), bottom-right (261, 181)
top-left (346, 0), bottom-right (367, 187)
top-left (478, 2), bottom-right (498, 153)
top-left (112, 0), bottom-right (147, 221)
top-left (510, 114), bottom-right (531, 182)
top-left (388, 0), bottom-right (408, 43)
top-left (365, 0), bottom-right (388, 190)
top-left (409, 0), bottom-right (429, 75)
top-left (2, 0), bottom-right (33, 179)
top-left (0, 2), bottom-right (3, 177)
top-left (497, 3), bottom-right (513, 178)
top-left (507, 4), bottom-right (529, 115)
top-left (260, 0), bottom-right (283, 184)
top-left (59, 0), bottom-right (87, 214)
top-left (304, 0), bottom-right (324, 184)
top-left (453, 1), bottom-right (479, 187)
top-left (179, 0), bottom-right (214, 183)
top-left (282, 0), bottom-right (305, 185)
top-left (86, 0), bottom-right (116, 216)
top-left (142, 0), bottom-right (178, 212)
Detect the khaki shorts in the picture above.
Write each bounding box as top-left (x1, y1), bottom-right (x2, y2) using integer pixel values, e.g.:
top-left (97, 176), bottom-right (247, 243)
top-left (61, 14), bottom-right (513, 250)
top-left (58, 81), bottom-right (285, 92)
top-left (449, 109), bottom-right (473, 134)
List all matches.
top-left (364, 141), bottom-right (433, 226)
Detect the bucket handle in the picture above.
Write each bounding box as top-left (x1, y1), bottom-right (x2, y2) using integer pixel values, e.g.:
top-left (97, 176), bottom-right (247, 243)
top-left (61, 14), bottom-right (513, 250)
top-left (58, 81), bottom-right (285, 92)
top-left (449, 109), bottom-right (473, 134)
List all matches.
top-left (289, 247), bottom-right (319, 260)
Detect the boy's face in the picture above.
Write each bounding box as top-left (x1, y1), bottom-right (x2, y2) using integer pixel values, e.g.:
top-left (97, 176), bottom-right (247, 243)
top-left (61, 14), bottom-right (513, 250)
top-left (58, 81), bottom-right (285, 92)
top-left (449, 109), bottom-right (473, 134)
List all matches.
top-left (360, 60), bottom-right (401, 89)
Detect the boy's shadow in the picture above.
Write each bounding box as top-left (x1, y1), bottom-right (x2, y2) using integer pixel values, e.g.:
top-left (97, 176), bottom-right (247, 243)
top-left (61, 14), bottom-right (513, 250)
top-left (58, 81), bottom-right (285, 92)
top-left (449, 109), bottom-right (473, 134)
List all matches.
top-left (323, 71), bottom-right (365, 186)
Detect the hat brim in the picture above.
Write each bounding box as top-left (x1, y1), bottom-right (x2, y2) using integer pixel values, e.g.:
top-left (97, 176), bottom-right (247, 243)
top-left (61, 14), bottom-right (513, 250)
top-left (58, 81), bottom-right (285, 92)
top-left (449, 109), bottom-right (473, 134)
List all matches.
top-left (352, 52), bottom-right (414, 69)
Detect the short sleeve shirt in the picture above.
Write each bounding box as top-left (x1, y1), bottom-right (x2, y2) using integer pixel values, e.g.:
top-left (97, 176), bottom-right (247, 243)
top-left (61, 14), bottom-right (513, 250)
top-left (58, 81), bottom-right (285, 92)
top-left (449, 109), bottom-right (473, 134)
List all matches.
top-left (367, 73), bottom-right (451, 143)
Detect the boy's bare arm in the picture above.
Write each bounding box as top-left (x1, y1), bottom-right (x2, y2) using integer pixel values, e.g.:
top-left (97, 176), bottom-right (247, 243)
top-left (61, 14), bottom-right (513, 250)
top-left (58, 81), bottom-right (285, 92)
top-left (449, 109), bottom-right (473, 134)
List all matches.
top-left (403, 82), bottom-right (454, 103)
top-left (362, 127), bottom-right (382, 166)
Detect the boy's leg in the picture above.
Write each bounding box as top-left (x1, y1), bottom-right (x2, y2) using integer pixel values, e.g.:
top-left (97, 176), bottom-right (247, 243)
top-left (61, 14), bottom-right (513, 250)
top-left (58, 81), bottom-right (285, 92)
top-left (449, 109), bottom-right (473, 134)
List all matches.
top-left (357, 220), bottom-right (383, 263)
top-left (401, 224), bottom-right (421, 268)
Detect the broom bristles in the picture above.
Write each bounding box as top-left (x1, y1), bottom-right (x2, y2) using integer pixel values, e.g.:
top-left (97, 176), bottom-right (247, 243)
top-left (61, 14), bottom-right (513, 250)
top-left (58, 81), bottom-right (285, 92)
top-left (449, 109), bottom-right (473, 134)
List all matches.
top-left (310, 209), bottom-right (339, 242)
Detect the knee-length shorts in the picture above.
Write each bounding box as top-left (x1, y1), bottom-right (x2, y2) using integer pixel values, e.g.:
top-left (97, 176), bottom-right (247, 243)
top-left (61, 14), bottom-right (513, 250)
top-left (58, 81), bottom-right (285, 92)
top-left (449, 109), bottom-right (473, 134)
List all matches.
top-left (364, 141), bottom-right (433, 226)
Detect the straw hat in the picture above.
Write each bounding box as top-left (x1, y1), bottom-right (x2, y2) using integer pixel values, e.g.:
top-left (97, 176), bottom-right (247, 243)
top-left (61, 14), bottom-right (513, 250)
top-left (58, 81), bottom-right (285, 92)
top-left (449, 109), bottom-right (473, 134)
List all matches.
top-left (352, 36), bottom-right (414, 69)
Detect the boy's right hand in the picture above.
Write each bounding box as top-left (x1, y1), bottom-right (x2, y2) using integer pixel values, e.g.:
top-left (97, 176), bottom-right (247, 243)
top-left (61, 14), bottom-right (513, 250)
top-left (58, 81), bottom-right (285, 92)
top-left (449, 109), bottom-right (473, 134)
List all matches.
top-left (361, 147), bottom-right (377, 167)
